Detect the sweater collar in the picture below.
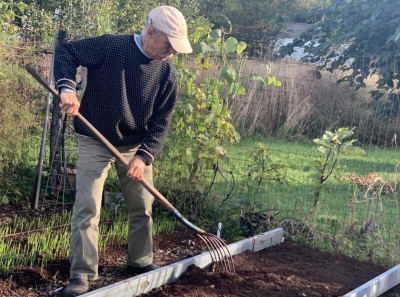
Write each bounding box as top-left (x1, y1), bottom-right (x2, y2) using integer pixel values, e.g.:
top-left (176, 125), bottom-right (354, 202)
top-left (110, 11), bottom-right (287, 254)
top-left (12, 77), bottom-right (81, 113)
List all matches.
top-left (134, 34), bottom-right (152, 59)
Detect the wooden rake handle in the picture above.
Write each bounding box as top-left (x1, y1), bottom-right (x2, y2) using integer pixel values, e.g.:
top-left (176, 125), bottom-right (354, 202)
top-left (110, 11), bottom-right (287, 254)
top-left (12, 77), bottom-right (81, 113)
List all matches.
top-left (25, 64), bottom-right (206, 234)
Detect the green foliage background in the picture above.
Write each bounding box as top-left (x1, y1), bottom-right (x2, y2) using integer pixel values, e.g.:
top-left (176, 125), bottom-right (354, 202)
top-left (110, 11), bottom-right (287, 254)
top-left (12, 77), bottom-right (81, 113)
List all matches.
top-left (0, 0), bottom-right (209, 41)
top-left (0, 36), bottom-right (42, 172)
top-left (198, 0), bottom-right (328, 57)
top-left (283, 0), bottom-right (400, 92)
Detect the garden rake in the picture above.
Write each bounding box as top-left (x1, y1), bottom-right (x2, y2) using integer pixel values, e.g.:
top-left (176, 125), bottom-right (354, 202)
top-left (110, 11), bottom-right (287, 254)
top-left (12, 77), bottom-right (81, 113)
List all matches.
top-left (25, 63), bottom-right (235, 274)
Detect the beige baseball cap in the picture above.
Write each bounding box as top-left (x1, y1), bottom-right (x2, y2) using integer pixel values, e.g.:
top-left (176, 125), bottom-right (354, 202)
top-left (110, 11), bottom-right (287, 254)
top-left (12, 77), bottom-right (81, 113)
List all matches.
top-left (147, 6), bottom-right (192, 54)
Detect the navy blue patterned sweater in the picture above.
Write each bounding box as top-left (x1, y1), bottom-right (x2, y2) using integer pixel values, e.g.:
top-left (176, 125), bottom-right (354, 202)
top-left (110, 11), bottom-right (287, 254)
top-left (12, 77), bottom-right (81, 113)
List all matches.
top-left (54, 34), bottom-right (178, 165)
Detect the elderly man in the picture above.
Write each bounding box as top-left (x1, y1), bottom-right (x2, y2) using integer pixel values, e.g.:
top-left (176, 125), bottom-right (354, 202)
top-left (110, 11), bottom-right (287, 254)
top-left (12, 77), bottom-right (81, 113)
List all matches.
top-left (54, 6), bottom-right (192, 297)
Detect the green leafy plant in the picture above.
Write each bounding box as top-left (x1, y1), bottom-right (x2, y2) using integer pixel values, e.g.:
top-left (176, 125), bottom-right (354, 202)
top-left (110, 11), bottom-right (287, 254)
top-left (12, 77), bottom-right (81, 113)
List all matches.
top-left (218, 143), bottom-right (287, 239)
top-left (161, 26), bottom-right (282, 227)
top-left (195, 27), bottom-right (281, 107)
top-left (305, 127), bottom-right (366, 207)
top-left (165, 60), bottom-right (240, 190)
top-left (194, 27), bottom-right (247, 102)
top-left (241, 143), bottom-right (287, 211)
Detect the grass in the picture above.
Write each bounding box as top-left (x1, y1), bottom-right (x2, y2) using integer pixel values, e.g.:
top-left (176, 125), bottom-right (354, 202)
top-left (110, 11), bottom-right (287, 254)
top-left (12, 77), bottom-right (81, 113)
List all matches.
top-left (0, 207), bottom-right (179, 275)
top-left (223, 137), bottom-right (399, 198)
top-left (155, 135), bottom-right (400, 227)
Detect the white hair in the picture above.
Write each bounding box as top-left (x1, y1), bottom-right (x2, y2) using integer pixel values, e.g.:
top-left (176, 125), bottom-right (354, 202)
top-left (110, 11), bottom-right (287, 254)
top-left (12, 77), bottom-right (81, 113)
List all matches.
top-left (142, 16), bottom-right (151, 34)
top-left (142, 16), bottom-right (160, 42)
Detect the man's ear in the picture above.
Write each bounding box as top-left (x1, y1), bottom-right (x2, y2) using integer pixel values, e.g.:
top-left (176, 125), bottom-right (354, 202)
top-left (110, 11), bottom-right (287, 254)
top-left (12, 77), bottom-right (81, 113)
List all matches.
top-left (147, 27), bottom-right (156, 40)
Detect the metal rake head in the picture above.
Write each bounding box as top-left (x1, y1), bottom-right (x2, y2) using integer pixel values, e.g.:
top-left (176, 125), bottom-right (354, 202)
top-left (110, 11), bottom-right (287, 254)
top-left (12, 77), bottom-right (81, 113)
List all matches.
top-left (197, 233), bottom-right (235, 274)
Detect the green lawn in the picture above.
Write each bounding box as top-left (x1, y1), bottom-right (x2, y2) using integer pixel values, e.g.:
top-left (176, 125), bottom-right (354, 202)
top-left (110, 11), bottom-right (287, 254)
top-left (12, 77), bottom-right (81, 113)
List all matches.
top-left (153, 136), bottom-right (399, 230)
top-left (226, 137), bottom-right (397, 202)
top-left (197, 137), bottom-right (400, 265)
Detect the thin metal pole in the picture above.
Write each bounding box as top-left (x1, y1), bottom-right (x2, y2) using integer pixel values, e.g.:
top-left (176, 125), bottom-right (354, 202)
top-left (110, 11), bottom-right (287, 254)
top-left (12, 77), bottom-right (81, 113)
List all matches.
top-left (33, 29), bottom-right (58, 210)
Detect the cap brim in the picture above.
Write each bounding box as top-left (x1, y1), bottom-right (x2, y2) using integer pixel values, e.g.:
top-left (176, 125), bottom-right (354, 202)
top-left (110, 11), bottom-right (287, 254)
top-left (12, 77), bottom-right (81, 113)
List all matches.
top-left (168, 36), bottom-right (193, 54)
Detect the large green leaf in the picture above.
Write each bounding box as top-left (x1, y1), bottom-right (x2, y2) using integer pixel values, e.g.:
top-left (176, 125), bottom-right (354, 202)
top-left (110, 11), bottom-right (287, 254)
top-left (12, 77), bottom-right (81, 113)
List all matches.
top-left (210, 29), bottom-right (222, 39)
top-left (225, 37), bottom-right (239, 53)
top-left (237, 86), bottom-right (246, 95)
top-left (317, 146), bottom-right (329, 155)
top-left (219, 67), bottom-right (238, 84)
top-left (313, 138), bottom-right (334, 148)
top-left (250, 73), bottom-right (267, 87)
top-left (196, 42), bottom-right (209, 53)
top-left (237, 41), bottom-right (247, 55)
top-left (215, 146), bottom-right (226, 156)
top-left (209, 43), bottom-right (221, 53)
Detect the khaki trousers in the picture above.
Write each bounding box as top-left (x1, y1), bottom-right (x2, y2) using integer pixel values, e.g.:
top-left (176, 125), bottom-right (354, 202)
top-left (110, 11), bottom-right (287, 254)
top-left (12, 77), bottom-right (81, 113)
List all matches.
top-left (70, 136), bottom-right (154, 280)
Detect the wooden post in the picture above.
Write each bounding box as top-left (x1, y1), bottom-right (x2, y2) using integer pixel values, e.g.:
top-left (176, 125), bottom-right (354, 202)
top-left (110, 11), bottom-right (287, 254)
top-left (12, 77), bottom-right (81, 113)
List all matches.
top-left (30, 24), bottom-right (69, 209)
top-left (47, 29), bottom-right (69, 198)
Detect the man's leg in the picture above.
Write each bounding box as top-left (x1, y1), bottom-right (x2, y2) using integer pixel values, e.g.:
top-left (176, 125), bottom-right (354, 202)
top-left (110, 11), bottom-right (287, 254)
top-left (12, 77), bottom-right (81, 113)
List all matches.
top-left (69, 136), bottom-right (112, 280)
top-left (115, 145), bottom-right (155, 268)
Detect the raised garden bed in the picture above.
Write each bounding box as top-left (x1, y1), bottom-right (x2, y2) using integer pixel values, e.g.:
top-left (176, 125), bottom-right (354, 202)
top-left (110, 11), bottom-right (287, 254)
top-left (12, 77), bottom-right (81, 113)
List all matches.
top-left (1, 203), bottom-right (400, 297)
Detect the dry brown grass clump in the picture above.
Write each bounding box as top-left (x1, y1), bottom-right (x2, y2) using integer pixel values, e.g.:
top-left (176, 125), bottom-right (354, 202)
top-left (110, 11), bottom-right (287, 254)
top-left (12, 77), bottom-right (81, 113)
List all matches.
top-left (341, 173), bottom-right (397, 195)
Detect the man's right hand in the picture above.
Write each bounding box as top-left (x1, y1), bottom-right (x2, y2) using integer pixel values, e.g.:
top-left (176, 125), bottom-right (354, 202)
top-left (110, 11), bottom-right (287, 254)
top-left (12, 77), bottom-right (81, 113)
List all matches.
top-left (60, 92), bottom-right (80, 116)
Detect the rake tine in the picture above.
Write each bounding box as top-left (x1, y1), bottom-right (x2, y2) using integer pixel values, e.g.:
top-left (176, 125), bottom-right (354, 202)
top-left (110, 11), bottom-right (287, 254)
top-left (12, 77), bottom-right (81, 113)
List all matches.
top-left (212, 235), bottom-right (235, 274)
top-left (196, 234), bottom-right (219, 270)
top-left (200, 234), bottom-right (227, 272)
top-left (206, 234), bottom-right (234, 273)
top-left (203, 235), bottom-right (229, 272)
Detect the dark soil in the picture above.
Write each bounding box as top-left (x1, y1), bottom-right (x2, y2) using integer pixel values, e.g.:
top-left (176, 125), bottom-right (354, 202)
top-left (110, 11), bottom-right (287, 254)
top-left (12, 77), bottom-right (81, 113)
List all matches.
top-left (143, 243), bottom-right (400, 297)
top-left (1, 202), bottom-right (400, 297)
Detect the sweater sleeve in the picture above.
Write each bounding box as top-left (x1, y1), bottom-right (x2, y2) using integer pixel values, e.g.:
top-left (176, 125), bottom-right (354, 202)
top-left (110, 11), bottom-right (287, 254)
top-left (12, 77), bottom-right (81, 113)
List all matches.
top-left (135, 70), bottom-right (178, 165)
top-left (54, 35), bottom-right (109, 92)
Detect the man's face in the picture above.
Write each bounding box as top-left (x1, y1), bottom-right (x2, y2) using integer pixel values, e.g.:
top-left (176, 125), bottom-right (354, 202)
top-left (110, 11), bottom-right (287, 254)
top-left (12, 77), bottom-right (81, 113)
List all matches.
top-left (149, 29), bottom-right (177, 61)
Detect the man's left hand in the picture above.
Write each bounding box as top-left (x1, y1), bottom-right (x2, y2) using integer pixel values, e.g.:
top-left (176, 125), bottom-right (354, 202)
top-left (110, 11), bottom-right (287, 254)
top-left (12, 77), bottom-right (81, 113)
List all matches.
top-left (127, 157), bottom-right (146, 181)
